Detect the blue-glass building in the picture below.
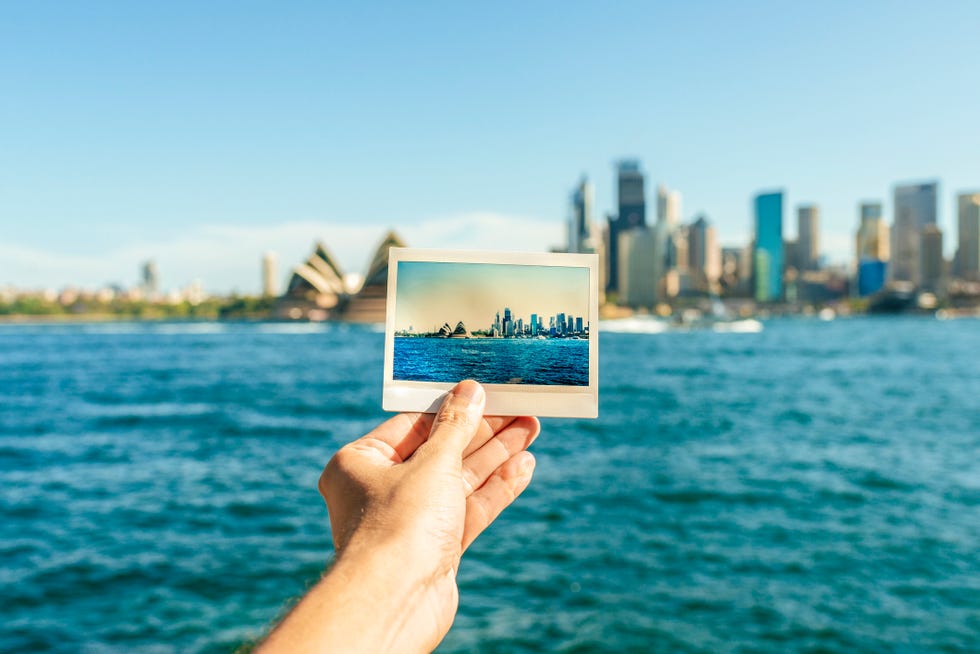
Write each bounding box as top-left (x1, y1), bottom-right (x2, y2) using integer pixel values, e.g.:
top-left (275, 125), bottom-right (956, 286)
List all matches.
top-left (754, 191), bottom-right (784, 302)
top-left (858, 259), bottom-right (888, 296)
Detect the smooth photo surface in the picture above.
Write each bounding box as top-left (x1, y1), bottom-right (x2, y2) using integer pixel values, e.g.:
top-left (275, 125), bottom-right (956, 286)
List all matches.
top-left (382, 249), bottom-right (599, 418)
top-left (394, 261), bottom-right (589, 385)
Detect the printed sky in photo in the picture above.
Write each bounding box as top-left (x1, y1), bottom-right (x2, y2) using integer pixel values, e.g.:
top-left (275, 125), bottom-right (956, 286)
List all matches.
top-left (395, 261), bottom-right (589, 333)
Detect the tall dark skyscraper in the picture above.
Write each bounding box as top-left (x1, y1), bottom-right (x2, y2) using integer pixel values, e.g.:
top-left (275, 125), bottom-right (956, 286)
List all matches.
top-left (617, 160), bottom-right (646, 228)
top-left (606, 159), bottom-right (646, 293)
top-left (797, 204), bottom-right (820, 270)
top-left (567, 176), bottom-right (594, 254)
top-left (753, 191), bottom-right (784, 302)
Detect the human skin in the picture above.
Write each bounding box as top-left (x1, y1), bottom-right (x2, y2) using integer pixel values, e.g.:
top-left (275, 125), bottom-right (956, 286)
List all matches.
top-left (258, 380), bottom-right (540, 654)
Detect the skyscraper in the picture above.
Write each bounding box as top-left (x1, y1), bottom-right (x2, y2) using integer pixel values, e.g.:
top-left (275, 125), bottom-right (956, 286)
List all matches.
top-left (891, 181), bottom-right (938, 285)
top-left (657, 185), bottom-right (669, 225)
top-left (606, 160), bottom-right (646, 293)
top-left (957, 192), bottom-right (980, 280)
top-left (856, 201), bottom-right (890, 296)
top-left (656, 184), bottom-right (681, 225)
top-left (142, 260), bottom-right (159, 296)
top-left (617, 160), bottom-right (646, 228)
top-left (856, 202), bottom-right (890, 261)
top-left (568, 176), bottom-right (594, 254)
top-left (618, 226), bottom-right (659, 307)
top-left (754, 191), bottom-right (784, 302)
top-left (797, 204), bottom-right (820, 271)
top-left (688, 214), bottom-right (721, 293)
top-left (920, 224), bottom-right (944, 291)
top-left (262, 252), bottom-right (279, 297)
top-left (669, 225), bottom-right (689, 273)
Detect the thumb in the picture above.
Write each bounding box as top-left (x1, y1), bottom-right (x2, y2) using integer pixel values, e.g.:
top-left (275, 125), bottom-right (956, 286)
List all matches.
top-left (419, 380), bottom-right (486, 460)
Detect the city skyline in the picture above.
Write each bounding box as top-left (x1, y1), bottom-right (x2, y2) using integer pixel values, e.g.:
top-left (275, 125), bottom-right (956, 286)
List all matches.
top-left (2, 3), bottom-right (979, 293)
top-left (397, 305), bottom-right (589, 339)
top-left (394, 261), bottom-right (589, 334)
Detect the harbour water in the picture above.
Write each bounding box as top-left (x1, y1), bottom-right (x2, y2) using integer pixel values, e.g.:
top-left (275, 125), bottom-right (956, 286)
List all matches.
top-left (1, 317), bottom-right (978, 653)
top-left (393, 336), bottom-right (589, 385)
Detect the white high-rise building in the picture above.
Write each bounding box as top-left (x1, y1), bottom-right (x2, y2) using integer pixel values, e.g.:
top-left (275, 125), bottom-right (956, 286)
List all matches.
top-left (656, 184), bottom-right (682, 226)
top-left (688, 215), bottom-right (721, 293)
top-left (667, 190), bottom-right (682, 226)
top-left (263, 252), bottom-right (279, 297)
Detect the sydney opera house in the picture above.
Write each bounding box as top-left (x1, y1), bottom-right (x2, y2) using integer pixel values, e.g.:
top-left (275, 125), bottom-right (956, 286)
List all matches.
top-left (274, 231), bottom-right (404, 323)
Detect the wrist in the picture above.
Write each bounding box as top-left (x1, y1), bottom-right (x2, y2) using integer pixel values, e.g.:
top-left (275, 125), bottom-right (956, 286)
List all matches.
top-left (326, 532), bottom-right (456, 652)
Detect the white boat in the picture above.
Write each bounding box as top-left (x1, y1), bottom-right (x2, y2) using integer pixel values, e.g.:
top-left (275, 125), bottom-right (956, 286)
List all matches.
top-left (818, 307), bottom-right (836, 321)
top-left (599, 316), bottom-right (671, 334)
top-left (711, 319), bottom-right (764, 333)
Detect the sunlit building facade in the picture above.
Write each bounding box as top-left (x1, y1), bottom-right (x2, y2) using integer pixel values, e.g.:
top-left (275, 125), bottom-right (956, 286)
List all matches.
top-left (957, 192), bottom-right (980, 280)
top-left (856, 201), bottom-right (890, 296)
top-left (262, 252), bottom-right (279, 297)
top-left (618, 226), bottom-right (658, 307)
top-left (688, 214), bottom-right (721, 293)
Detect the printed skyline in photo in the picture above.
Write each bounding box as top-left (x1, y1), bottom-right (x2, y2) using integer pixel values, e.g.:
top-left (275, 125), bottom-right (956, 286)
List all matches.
top-left (394, 261), bottom-right (589, 333)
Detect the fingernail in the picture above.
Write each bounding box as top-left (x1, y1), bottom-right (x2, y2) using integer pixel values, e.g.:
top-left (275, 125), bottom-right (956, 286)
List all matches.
top-left (454, 380), bottom-right (485, 405)
top-left (519, 456), bottom-right (536, 476)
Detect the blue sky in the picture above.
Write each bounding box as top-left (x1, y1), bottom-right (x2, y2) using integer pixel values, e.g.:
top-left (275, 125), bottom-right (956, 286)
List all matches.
top-left (2, 1), bottom-right (979, 292)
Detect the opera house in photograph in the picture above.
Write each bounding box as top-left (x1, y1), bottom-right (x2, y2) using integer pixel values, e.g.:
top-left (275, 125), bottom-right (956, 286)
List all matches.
top-left (274, 230), bottom-right (405, 323)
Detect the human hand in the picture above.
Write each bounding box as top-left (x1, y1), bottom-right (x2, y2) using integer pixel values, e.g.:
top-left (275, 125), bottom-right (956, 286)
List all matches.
top-left (259, 380), bottom-right (539, 654)
top-left (319, 380), bottom-right (539, 652)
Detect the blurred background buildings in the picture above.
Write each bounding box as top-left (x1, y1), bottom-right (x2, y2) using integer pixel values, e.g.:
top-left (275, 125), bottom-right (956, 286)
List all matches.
top-left (5, 163), bottom-right (979, 321)
top-left (554, 161), bottom-right (980, 316)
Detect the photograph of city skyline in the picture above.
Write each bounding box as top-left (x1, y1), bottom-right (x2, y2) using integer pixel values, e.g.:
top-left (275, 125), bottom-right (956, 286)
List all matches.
top-left (391, 259), bottom-right (591, 385)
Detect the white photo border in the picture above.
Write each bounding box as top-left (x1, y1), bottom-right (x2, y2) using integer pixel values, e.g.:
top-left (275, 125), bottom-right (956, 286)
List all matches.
top-left (382, 247), bottom-right (599, 419)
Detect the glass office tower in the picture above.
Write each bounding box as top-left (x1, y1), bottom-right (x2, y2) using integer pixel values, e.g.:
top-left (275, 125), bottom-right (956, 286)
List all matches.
top-left (754, 191), bottom-right (784, 302)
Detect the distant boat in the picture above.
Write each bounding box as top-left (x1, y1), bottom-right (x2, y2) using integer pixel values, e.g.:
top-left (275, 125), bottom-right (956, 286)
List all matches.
top-left (818, 307), bottom-right (836, 321)
top-left (868, 282), bottom-right (917, 314)
top-left (675, 296), bottom-right (764, 333)
top-left (600, 316), bottom-right (671, 334)
top-left (711, 319), bottom-right (763, 333)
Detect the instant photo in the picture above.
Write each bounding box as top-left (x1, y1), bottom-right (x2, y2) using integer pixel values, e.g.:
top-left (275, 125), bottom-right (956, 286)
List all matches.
top-left (382, 248), bottom-right (599, 418)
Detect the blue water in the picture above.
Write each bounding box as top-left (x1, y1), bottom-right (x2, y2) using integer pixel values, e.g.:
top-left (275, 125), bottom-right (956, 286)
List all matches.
top-left (394, 337), bottom-right (589, 385)
top-left (1, 318), bottom-right (979, 653)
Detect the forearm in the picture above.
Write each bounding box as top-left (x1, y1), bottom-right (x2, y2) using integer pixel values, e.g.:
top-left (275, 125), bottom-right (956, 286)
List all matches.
top-left (258, 539), bottom-right (429, 654)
